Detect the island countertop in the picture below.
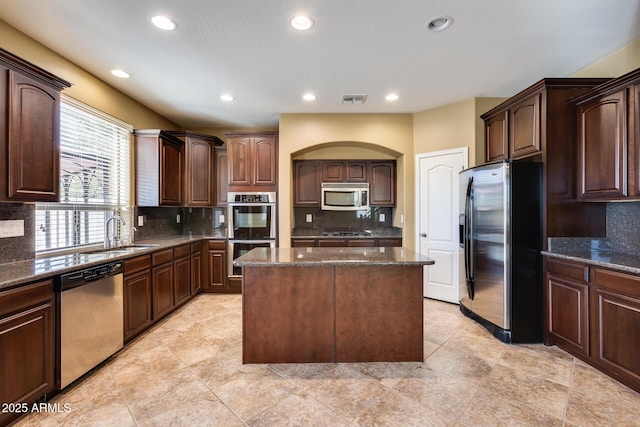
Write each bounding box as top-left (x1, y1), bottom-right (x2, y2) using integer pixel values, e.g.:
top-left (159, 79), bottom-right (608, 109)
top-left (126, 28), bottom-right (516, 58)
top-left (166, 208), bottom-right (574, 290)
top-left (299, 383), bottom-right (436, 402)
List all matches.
top-left (233, 247), bottom-right (435, 267)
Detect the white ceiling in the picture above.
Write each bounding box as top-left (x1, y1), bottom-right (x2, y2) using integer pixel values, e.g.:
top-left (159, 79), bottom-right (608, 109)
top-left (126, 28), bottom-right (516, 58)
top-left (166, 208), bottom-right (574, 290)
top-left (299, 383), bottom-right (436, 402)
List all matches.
top-left (1, 0), bottom-right (639, 129)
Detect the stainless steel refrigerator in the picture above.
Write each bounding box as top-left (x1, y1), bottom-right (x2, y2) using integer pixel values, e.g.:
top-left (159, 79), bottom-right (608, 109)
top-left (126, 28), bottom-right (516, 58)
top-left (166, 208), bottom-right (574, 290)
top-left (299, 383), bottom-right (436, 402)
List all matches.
top-left (459, 160), bottom-right (542, 343)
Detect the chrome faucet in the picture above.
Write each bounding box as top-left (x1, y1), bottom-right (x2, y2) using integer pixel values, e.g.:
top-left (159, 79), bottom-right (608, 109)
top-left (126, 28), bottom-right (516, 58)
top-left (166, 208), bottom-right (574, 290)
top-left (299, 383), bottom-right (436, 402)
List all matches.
top-left (104, 215), bottom-right (125, 249)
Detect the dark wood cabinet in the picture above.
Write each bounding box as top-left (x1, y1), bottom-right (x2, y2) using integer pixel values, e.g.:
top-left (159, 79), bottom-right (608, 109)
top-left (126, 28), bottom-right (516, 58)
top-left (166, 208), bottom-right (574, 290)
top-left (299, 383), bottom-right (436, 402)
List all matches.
top-left (294, 161), bottom-right (321, 206)
top-left (293, 160), bottom-right (396, 207)
top-left (0, 48), bottom-right (70, 202)
top-left (173, 244), bottom-right (191, 307)
top-left (204, 240), bottom-right (234, 293)
top-left (215, 147), bottom-right (229, 206)
top-left (483, 79), bottom-right (610, 245)
top-left (123, 255), bottom-right (153, 343)
top-left (134, 130), bottom-right (184, 206)
top-left (510, 93), bottom-right (541, 158)
top-left (485, 111), bottom-right (509, 162)
top-left (369, 161), bottom-right (396, 206)
top-left (167, 131), bottom-right (224, 207)
top-left (545, 257), bottom-right (590, 357)
top-left (225, 132), bottom-right (278, 191)
top-left (0, 280), bottom-right (54, 426)
top-left (190, 242), bottom-right (203, 294)
top-left (152, 249), bottom-right (175, 319)
top-left (591, 268), bottom-right (640, 391)
top-left (577, 87), bottom-right (632, 200)
top-left (544, 255), bottom-right (640, 393)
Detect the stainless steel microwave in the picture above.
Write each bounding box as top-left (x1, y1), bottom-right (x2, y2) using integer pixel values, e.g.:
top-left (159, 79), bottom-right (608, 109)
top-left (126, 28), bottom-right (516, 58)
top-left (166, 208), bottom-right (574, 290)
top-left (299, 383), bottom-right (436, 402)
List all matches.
top-left (321, 182), bottom-right (370, 211)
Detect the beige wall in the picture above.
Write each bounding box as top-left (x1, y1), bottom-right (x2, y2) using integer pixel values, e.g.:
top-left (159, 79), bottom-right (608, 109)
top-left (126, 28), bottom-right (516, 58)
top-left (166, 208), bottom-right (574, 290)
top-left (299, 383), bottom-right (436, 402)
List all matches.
top-left (278, 114), bottom-right (413, 247)
top-left (0, 20), bottom-right (177, 130)
top-left (572, 38), bottom-right (640, 78)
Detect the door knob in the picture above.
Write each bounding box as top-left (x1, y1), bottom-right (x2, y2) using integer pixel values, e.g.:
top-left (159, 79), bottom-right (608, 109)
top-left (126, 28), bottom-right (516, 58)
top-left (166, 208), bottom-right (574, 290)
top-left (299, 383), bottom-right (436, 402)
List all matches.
top-left (420, 233), bottom-right (428, 237)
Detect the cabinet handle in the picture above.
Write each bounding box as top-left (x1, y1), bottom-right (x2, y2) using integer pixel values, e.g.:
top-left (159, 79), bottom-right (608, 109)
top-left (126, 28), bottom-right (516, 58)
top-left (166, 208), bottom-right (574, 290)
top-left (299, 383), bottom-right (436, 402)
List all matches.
top-left (420, 233), bottom-right (428, 238)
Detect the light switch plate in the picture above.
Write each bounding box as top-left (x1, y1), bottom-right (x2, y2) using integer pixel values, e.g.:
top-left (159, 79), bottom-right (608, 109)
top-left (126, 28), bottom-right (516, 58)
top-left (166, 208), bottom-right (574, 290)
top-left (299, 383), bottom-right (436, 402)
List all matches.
top-left (306, 214), bottom-right (313, 223)
top-left (379, 213), bottom-right (386, 222)
top-left (219, 214), bottom-right (225, 223)
top-left (176, 214), bottom-right (181, 223)
top-left (0, 220), bottom-right (25, 238)
top-left (138, 215), bottom-right (144, 227)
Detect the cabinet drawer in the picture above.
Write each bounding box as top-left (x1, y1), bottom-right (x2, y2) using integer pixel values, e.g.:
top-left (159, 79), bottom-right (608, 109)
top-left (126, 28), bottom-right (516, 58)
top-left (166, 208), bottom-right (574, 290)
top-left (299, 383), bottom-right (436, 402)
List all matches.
top-left (593, 268), bottom-right (640, 297)
top-left (124, 255), bottom-right (151, 275)
top-left (174, 244), bottom-right (190, 259)
top-left (208, 240), bottom-right (226, 250)
top-left (152, 248), bottom-right (174, 266)
top-left (546, 258), bottom-right (589, 283)
top-left (191, 241), bottom-right (202, 254)
top-left (0, 280), bottom-right (53, 318)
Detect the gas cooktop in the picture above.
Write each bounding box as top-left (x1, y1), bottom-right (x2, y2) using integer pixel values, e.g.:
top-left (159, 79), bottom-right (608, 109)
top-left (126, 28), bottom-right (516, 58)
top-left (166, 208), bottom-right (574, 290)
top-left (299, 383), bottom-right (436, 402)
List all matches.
top-left (321, 231), bottom-right (372, 237)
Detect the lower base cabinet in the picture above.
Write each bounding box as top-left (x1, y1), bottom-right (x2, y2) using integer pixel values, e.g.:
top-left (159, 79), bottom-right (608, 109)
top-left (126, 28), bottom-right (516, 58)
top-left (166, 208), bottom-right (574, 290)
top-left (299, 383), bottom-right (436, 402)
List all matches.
top-left (152, 249), bottom-right (175, 320)
top-left (205, 240), bottom-right (238, 293)
top-left (545, 256), bottom-right (640, 393)
top-left (123, 255), bottom-right (153, 343)
top-left (292, 237), bottom-right (402, 248)
top-left (173, 245), bottom-right (191, 307)
top-left (0, 280), bottom-right (54, 427)
top-left (190, 242), bottom-right (203, 294)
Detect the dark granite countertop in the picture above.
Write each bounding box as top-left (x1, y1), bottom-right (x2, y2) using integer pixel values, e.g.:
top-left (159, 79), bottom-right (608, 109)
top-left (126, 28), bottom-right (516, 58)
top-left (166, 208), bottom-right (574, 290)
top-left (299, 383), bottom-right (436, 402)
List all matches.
top-left (542, 250), bottom-right (640, 275)
top-left (291, 227), bottom-right (402, 239)
top-left (234, 247), bottom-right (434, 267)
top-left (0, 233), bottom-right (227, 291)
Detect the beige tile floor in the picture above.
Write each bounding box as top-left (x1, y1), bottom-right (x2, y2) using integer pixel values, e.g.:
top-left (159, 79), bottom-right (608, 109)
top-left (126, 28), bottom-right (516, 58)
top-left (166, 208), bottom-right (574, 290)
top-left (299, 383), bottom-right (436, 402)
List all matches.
top-left (13, 294), bottom-right (640, 426)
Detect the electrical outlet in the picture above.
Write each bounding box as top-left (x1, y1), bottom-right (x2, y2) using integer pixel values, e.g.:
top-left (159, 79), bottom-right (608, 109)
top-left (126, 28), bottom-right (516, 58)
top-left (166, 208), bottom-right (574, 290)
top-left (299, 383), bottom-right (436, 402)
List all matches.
top-left (306, 214), bottom-right (313, 223)
top-left (137, 215), bottom-right (144, 227)
top-left (0, 220), bottom-right (24, 238)
top-left (379, 213), bottom-right (385, 222)
top-left (220, 214), bottom-right (225, 223)
top-left (176, 214), bottom-right (181, 223)
top-left (400, 214), bottom-right (404, 224)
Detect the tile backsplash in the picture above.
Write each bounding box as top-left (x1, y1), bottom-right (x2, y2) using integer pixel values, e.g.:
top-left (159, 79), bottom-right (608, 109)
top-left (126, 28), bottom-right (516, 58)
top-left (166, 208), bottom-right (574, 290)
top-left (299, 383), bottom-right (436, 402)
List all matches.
top-left (293, 206), bottom-right (394, 231)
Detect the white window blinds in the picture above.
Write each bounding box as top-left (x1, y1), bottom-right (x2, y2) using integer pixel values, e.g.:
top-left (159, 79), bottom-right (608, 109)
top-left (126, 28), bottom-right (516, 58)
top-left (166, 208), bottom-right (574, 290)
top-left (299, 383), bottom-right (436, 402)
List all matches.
top-left (35, 95), bottom-right (132, 253)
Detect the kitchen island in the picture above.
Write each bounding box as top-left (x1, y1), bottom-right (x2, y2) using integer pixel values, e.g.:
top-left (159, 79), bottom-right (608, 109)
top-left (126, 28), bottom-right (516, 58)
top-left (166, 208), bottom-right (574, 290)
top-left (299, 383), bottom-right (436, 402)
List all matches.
top-left (234, 247), bottom-right (434, 364)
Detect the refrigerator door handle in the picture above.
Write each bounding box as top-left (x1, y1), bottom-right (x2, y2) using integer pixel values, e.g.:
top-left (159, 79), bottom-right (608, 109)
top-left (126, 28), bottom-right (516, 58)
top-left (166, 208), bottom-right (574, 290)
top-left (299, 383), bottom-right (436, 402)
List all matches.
top-left (464, 177), bottom-right (475, 300)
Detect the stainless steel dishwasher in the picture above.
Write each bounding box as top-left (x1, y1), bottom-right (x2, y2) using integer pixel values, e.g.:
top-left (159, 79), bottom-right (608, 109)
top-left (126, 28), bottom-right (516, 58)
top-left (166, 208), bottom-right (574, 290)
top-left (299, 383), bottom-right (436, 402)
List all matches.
top-left (57, 261), bottom-right (124, 389)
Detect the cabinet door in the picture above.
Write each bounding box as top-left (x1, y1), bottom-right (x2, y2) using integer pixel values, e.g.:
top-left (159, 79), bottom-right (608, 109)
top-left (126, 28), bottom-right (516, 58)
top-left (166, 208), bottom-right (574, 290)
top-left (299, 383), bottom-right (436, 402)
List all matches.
top-left (294, 161), bottom-right (321, 206)
top-left (510, 93), bottom-right (541, 158)
top-left (185, 137), bottom-right (213, 206)
top-left (191, 250), bottom-right (202, 294)
top-left (592, 268), bottom-right (640, 388)
top-left (347, 239), bottom-right (375, 247)
top-left (485, 112), bottom-right (508, 162)
top-left (160, 139), bottom-right (183, 205)
top-left (379, 238), bottom-right (402, 247)
top-left (346, 162), bottom-right (367, 182)
top-left (152, 263), bottom-right (174, 319)
top-left (174, 256), bottom-right (191, 307)
top-left (369, 161), bottom-right (396, 206)
top-left (546, 259), bottom-right (590, 357)
top-left (322, 161), bottom-right (345, 182)
top-left (578, 90), bottom-right (627, 199)
top-left (215, 149), bottom-right (228, 206)
top-left (228, 138), bottom-right (251, 186)
top-left (318, 239), bottom-right (347, 247)
top-left (7, 70), bottom-right (60, 201)
top-left (123, 270), bottom-right (153, 342)
top-left (208, 250), bottom-right (227, 290)
top-left (253, 136), bottom-right (277, 186)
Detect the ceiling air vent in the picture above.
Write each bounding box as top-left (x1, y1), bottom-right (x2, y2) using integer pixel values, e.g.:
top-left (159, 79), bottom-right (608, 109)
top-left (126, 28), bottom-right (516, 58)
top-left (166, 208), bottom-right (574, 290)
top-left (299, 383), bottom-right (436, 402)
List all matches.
top-left (341, 94), bottom-right (368, 104)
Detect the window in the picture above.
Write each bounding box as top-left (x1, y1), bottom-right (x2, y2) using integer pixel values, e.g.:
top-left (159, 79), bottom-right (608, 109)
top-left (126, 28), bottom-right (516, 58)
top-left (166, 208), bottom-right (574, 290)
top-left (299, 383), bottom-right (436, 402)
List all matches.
top-left (35, 95), bottom-right (132, 253)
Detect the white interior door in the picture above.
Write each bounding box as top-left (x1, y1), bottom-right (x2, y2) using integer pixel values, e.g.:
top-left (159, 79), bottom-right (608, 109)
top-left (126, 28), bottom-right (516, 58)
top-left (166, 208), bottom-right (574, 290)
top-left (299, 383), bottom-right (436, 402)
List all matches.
top-left (416, 148), bottom-right (468, 302)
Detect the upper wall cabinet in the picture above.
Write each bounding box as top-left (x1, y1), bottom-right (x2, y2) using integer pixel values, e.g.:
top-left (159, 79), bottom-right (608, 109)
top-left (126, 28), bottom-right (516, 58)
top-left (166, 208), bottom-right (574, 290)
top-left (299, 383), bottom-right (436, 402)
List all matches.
top-left (575, 68), bottom-right (640, 201)
top-left (482, 78), bottom-right (610, 242)
top-left (224, 132), bottom-right (278, 192)
top-left (0, 48), bottom-right (70, 202)
top-left (134, 130), bottom-right (184, 206)
top-left (166, 131), bottom-right (223, 207)
top-left (215, 147), bottom-right (229, 206)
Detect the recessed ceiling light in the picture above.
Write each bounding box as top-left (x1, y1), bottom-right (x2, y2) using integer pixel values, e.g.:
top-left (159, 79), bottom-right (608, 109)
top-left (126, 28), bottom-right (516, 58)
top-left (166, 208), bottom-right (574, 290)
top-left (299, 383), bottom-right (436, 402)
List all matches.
top-left (303, 93), bottom-right (317, 101)
top-left (385, 93), bottom-right (399, 101)
top-left (151, 15), bottom-right (177, 31)
top-left (220, 94), bottom-right (234, 101)
top-left (290, 15), bottom-right (314, 31)
top-left (110, 69), bottom-right (130, 78)
top-left (426, 15), bottom-right (453, 32)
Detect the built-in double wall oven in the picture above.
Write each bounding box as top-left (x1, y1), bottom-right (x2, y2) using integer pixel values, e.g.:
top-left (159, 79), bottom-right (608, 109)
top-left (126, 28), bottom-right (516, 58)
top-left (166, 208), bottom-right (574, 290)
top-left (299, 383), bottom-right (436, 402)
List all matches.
top-left (228, 192), bottom-right (276, 277)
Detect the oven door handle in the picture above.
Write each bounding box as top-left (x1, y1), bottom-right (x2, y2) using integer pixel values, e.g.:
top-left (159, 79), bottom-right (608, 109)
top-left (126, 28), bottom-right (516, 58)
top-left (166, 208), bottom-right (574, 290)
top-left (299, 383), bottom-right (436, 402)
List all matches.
top-left (229, 239), bottom-right (276, 244)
